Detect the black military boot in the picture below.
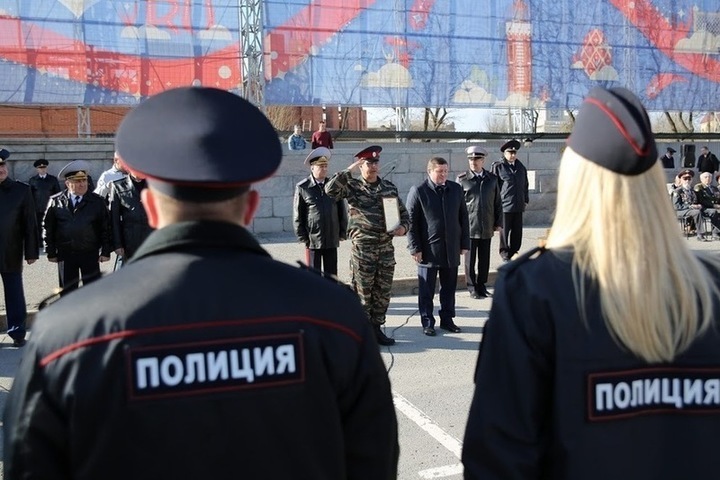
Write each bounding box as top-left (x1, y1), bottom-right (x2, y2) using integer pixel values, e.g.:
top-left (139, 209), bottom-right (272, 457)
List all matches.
top-left (374, 325), bottom-right (395, 346)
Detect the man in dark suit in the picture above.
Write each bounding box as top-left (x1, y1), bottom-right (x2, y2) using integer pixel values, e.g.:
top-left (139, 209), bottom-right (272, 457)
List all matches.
top-left (407, 157), bottom-right (469, 336)
top-left (492, 139), bottom-right (529, 261)
top-left (457, 146), bottom-right (502, 298)
top-left (0, 148), bottom-right (39, 347)
top-left (27, 159), bottom-right (61, 245)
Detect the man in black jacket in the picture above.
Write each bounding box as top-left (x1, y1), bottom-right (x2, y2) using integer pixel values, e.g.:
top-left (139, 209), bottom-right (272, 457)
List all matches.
top-left (27, 159), bottom-right (60, 244)
top-left (109, 171), bottom-right (153, 262)
top-left (293, 146), bottom-right (347, 276)
top-left (0, 149), bottom-right (39, 347)
top-left (492, 139), bottom-right (529, 261)
top-left (4, 87), bottom-right (398, 480)
top-left (697, 146), bottom-right (720, 176)
top-left (43, 159), bottom-right (112, 293)
top-left (457, 146), bottom-right (502, 298)
top-left (407, 157), bottom-right (469, 336)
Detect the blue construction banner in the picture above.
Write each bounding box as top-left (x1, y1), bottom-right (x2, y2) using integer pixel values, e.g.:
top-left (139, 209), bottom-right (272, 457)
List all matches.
top-left (0, 1), bottom-right (719, 110)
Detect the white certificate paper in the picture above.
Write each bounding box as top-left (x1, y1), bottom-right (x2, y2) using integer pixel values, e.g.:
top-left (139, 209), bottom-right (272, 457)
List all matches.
top-left (382, 197), bottom-right (400, 232)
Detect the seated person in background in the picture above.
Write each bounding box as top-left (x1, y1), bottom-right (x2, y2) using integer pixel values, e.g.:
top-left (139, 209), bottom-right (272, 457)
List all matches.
top-left (667, 173), bottom-right (682, 195)
top-left (673, 169), bottom-right (708, 241)
top-left (694, 172), bottom-right (720, 239)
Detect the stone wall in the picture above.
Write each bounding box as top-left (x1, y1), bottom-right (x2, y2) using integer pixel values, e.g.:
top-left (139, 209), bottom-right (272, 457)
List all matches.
top-left (0, 138), bottom-right (699, 233)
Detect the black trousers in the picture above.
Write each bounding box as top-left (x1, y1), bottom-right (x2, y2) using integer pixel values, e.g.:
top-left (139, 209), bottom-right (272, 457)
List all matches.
top-left (305, 247), bottom-right (338, 276)
top-left (59, 251), bottom-right (101, 295)
top-left (417, 266), bottom-right (458, 327)
top-left (464, 238), bottom-right (491, 293)
top-left (499, 212), bottom-right (523, 259)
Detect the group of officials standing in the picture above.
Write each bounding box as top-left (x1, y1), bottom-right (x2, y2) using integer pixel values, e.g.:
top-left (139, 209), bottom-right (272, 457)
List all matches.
top-left (5, 86), bottom-right (720, 480)
top-left (293, 139), bottom-right (529, 343)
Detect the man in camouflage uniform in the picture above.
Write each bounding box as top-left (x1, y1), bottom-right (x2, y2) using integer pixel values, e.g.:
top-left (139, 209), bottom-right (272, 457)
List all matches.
top-left (326, 145), bottom-right (410, 346)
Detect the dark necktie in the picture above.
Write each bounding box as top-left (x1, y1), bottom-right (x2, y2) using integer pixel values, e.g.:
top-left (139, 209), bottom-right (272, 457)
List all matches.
top-left (437, 185), bottom-right (445, 195)
top-left (74, 196), bottom-right (81, 207)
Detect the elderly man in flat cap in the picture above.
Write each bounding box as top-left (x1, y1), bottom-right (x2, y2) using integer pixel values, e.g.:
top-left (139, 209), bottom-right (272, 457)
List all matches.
top-left (4, 87), bottom-right (398, 480)
top-left (42, 160), bottom-right (112, 293)
top-left (491, 139), bottom-right (529, 261)
top-left (457, 146), bottom-right (502, 298)
top-left (27, 159), bottom-right (61, 245)
top-left (326, 145), bottom-right (410, 346)
top-left (293, 147), bottom-right (347, 276)
top-left (0, 148), bottom-right (39, 347)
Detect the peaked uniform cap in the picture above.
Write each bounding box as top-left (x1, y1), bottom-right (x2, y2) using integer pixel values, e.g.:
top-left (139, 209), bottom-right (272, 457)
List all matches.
top-left (667, 147), bottom-right (677, 154)
top-left (466, 146), bottom-right (488, 157)
top-left (500, 140), bottom-right (521, 152)
top-left (304, 147), bottom-right (332, 166)
top-left (568, 86), bottom-right (657, 176)
top-left (115, 87), bottom-right (282, 201)
top-left (58, 160), bottom-right (91, 180)
top-left (0, 149), bottom-right (9, 162)
top-left (355, 145), bottom-right (382, 162)
top-left (33, 159), bottom-right (49, 168)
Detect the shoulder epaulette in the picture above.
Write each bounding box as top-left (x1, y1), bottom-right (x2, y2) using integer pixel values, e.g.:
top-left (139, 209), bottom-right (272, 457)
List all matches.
top-left (456, 172), bottom-right (468, 180)
top-left (500, 246), bottom-right (547, 274)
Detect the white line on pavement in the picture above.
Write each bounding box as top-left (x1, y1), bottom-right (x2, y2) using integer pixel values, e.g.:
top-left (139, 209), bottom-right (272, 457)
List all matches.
top-left (392, 391), bottom-right (464, 477)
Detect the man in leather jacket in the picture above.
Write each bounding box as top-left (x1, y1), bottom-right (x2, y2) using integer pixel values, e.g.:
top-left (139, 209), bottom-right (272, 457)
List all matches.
top-left (0, 148), bottom-right (39, 346)
top-left (109, 172), bottom-right (153, 261)
top-left (4, 87), bottom-right (398, 480)
top-left (43, 159), bottom-right (112, 293)
top-left (293, 147), bottom-right (347, 276)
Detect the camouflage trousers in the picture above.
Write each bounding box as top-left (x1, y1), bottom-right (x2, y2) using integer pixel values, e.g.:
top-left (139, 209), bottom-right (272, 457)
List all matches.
top-left (350, 240), bottom-right (396, 326)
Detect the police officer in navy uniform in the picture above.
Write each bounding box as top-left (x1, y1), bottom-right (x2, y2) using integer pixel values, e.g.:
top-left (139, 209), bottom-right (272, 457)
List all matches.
top-left (3, 87), bottom-right (399, 480)
top-left (456, 146), bottom-right (502, 298)
top-left (491, 139), bottom-right (529, 261)
top-left (43, 160), bottom-right (112, 293)
top-left (27, 159), bottom-right (61, 244)
top-left (463, 87), bottom-right (720, 479)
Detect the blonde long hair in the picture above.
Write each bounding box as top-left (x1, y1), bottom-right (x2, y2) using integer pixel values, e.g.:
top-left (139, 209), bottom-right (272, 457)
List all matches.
top-left (546, 147), bottom-right (720, 363)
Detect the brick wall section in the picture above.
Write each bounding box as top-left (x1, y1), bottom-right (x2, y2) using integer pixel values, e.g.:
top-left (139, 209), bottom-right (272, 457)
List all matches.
top-left (0, 106), bottom-right (130, 137)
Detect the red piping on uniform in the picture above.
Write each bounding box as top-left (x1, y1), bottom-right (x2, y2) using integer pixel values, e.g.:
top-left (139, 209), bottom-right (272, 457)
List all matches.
top-left (584, 97), bottom-right (650, 156)
top-left (40, 316), bottom-right (363, 367)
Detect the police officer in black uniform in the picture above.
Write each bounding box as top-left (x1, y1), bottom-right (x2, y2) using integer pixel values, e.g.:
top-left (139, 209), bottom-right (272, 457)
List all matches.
top-left (463, 87), bottom-right (720, 479)
top-left (27, 159), bottom-right (61, 244)
top-left (108, 171), bottom-right (153, 261)
top-left (491, 139), bottom-right (529, 261)
top-left (3, 87), bottom-right (398, 480)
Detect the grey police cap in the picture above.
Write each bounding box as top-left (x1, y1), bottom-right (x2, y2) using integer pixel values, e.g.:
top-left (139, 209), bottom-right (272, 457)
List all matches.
top-left (568, 86), bottom-right (657, 176)
top-left (116, 87), bottom-right (282, 201)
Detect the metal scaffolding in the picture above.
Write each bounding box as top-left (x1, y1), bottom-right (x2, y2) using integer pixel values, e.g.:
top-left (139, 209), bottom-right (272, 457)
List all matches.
top-left (239, 0), bottom-right (265, 109)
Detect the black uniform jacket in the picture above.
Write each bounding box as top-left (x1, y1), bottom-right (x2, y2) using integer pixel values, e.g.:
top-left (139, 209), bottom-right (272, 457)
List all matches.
top-left (28, 174), bottom-right (61, 214)
top-left (456, 169), bottom-right (502, 239)
top-left (43, 190), bottom-right (112, 259)
top-left (0, 179), bottom-right (39, 272)
top-left (463, 248), bottom-right (720, 480)
top-left (3, 221), bottom-right (399, 480)
top-left (406, 179), bottom-right (469, 268)
top-left (109, 176), bottom-right (153, 259)
top-left (491, 159), bottom-right (529, 213)
top-left (293, 175), bottom-right (348, 249)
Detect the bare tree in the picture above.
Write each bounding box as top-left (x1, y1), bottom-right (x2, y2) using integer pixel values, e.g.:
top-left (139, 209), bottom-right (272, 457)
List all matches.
top-left (265, 106), bottom-right (301, 131)
top-left (660, 111), bottom-right (694, 134)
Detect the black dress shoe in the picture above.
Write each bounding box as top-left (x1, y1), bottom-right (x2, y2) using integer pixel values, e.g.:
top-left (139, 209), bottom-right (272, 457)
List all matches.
top-left (374, 326), bottom-right (396, 346)
top-left (423, 327), bottom-right (436, 336)
top-left (479, 286), bottom-right (492, 297)
top-left (11, 338), bottom-right (26, 347)
top-left (469, 291), bottom-right (481, 299)
top-left (439, 323), bottom-right (462, 333)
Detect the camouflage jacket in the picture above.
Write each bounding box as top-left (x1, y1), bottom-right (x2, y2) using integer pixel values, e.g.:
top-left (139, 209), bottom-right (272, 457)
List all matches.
top-left (325, 170), bottom-right (410, 244)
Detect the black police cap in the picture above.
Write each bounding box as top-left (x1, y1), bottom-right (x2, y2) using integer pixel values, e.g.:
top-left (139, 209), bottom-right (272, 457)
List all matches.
top-left (33, 159), bottom-right (49, 168)
top-left (500, 140), bottom-right (521, 152)
top-left (0, 149), bottom-right (9, 162)
top-left (568, 86), bottom-right (657, 176)
top-left (116, 87), bottom-right (282, 202)
top-left (667, 147), bottom-right (676, 154)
